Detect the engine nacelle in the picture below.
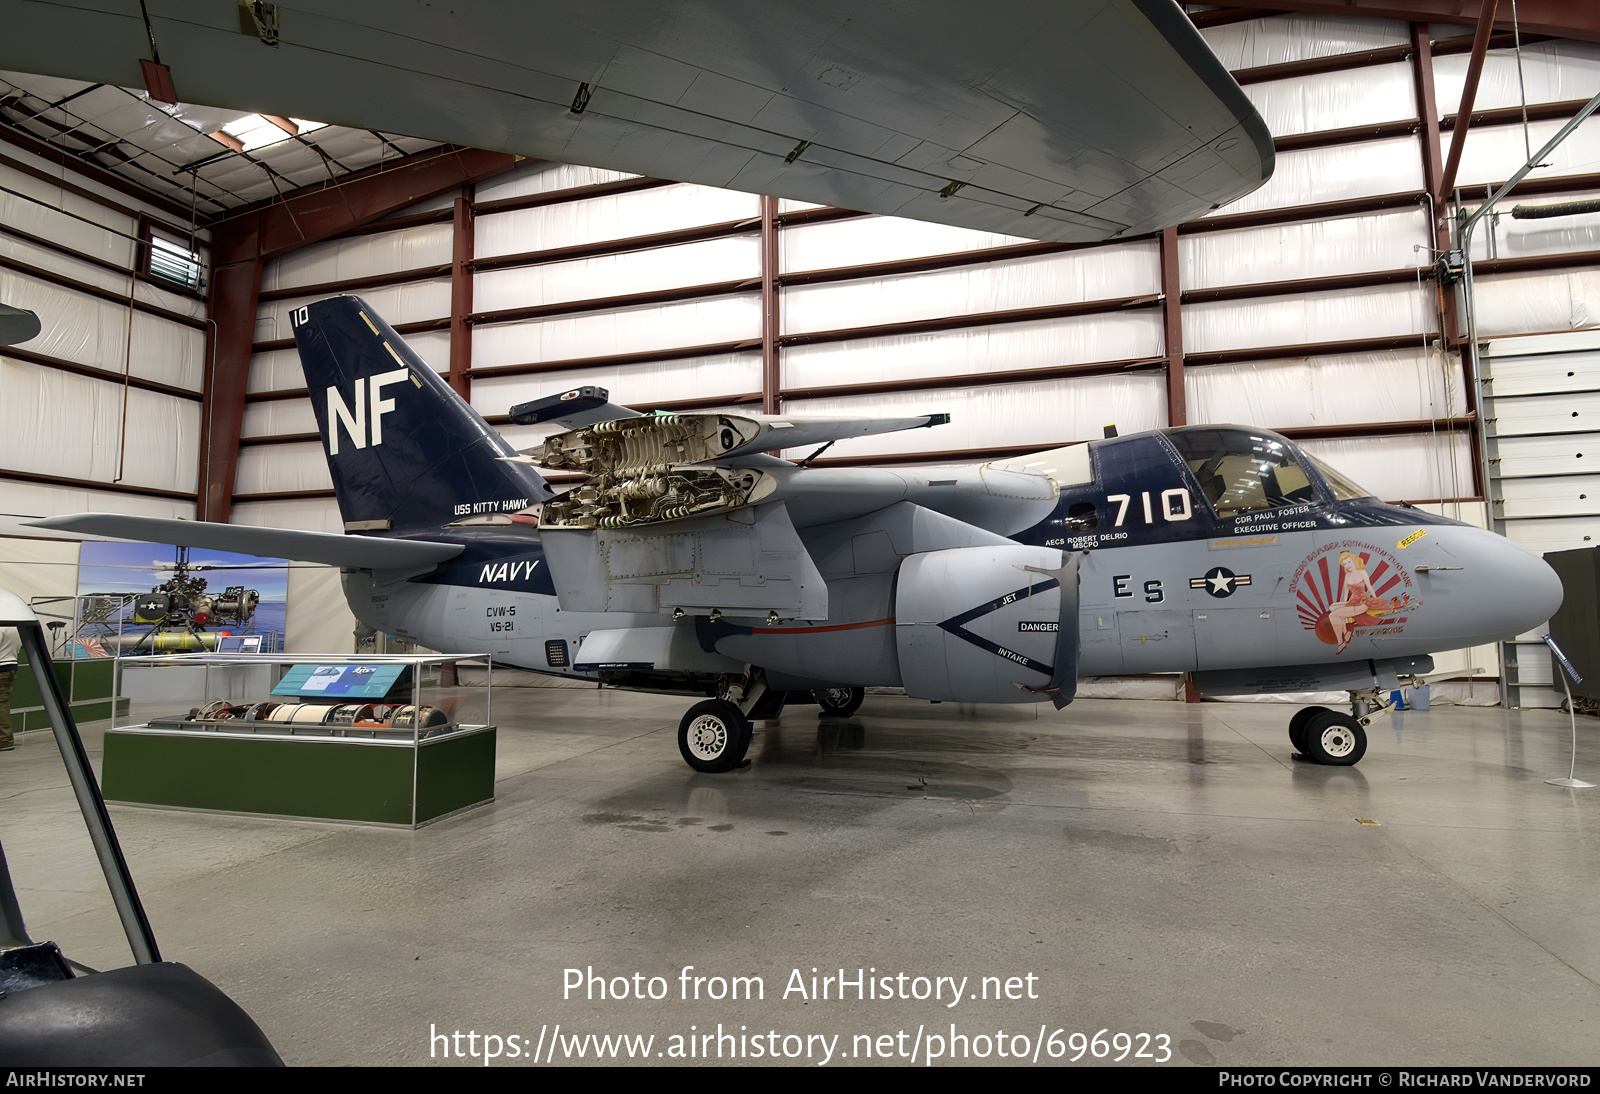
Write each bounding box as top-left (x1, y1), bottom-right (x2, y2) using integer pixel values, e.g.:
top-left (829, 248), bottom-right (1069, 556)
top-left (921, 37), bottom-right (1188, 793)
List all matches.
top-left (896, 545), bottom-right (1078, 705)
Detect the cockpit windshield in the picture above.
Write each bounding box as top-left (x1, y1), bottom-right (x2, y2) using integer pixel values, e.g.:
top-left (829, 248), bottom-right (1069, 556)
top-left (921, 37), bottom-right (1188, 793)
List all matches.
top-left (1165, 428), bottom-right (1320, 519)
top-left (1302, 452), bottom-right (1376, 501)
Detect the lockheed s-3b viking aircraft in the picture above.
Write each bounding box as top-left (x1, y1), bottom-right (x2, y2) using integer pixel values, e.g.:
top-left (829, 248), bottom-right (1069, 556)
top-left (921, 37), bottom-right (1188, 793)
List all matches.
top-left (34, 298), bottom-right (1565, 773)
top-left (10, 0), bottom-right (1563, 772)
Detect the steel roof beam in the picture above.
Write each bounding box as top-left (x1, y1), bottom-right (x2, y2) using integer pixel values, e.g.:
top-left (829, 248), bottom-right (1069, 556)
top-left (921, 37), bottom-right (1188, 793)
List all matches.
top-left (1439, 0), bottom-right (1501, 201)
top-left (1206, 1), bottom-right (1600, 43)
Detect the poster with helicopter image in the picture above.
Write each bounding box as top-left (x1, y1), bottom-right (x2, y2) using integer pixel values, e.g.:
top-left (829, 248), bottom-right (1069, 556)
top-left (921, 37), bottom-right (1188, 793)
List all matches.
top-left (72, 541), bottom-right (289, 657)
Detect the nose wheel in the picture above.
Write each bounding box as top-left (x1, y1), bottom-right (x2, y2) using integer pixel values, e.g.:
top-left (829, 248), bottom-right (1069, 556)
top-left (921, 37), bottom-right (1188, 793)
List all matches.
top-left (1289, 705), bottom-right (1368, 766)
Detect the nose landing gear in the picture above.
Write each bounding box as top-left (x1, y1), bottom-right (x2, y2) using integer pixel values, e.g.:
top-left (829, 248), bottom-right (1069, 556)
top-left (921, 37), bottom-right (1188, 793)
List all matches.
top-left (1288, 692), bottom-right (1383, 767)
top-left (1291, 706), bottom-right (1369, 765)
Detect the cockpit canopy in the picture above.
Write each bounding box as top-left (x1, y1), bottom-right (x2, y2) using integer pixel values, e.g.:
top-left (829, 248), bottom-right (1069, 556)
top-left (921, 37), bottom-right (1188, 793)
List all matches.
top-left (1163, 426), bottom-right (1374, 518)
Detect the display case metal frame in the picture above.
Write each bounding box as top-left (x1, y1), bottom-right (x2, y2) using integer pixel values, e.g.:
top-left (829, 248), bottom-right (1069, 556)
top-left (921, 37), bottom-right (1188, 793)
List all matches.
top-left (104, 652), bottom-right (495, 828)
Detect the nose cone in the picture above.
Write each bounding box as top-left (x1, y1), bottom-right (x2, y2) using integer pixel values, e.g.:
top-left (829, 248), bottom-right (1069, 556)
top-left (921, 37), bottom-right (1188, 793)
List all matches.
top-left (1523, 549), bottom-right (1567, 629)
top-left (1428, 529), bottom-right (1565, 645)
top-left (1497, 536), bottom-right (1565, 633)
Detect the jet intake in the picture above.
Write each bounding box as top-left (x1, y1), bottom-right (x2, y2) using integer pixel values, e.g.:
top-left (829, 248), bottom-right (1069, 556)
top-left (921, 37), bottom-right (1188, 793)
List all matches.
top-left (896, 545), bottom-right (1079, 705)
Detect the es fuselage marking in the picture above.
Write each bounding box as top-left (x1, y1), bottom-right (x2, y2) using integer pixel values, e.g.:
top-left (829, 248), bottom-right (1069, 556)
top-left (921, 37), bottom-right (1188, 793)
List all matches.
top-left (1113, 576), bottom-right (1165, 602)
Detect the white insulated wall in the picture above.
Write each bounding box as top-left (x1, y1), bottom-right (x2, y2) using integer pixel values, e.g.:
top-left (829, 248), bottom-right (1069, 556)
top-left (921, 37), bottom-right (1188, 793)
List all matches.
top-left (0, 137), bottom-right (205, 528)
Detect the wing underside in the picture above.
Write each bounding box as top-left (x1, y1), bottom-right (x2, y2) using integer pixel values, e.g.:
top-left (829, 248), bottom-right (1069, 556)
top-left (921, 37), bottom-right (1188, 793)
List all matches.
top-left (0, 0), bottom-right (1270, 242)
top-left (26, 514), bottom-right (463, 570)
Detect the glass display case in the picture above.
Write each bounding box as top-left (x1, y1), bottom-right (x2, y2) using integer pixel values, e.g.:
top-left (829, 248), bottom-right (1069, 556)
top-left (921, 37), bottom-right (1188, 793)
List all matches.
top-left (102, 653), bottom-right (495, 828)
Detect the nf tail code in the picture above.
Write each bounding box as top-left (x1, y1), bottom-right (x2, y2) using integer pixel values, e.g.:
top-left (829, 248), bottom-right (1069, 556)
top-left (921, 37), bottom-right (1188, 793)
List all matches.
top-left (327, 370), bottom-right (411, 455)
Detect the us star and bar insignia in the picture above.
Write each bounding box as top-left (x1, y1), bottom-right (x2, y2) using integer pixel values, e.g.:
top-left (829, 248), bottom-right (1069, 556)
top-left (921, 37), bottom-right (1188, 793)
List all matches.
top-left (1190, 567), bottom-right (1252, 598)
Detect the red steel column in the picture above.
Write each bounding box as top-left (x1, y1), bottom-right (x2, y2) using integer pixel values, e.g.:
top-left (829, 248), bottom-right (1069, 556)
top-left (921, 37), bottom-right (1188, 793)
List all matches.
top-left (1411, 22), bottom-right (1485, 496)
top-left (761, 194), bottom-right (780, 415)
top-left (1161, 227), bottom-right (1185, 427)
top-left (198, 234), bottom-right (262, 523)
top-left (1439, 0), bottom-right (1502, 199)
top-left (450, 185), bottom-right (475, 401)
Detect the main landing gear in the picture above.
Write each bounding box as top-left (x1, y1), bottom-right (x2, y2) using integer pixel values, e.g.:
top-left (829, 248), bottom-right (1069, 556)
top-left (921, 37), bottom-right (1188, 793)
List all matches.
top-left (676, 669), bottom-right (782, 773)
top-left (675, 674), bottom-right (868, 772)
top-left (678, 699), bottom-right (752, 773)
top-left (813, 686), bottom-right (865, 718)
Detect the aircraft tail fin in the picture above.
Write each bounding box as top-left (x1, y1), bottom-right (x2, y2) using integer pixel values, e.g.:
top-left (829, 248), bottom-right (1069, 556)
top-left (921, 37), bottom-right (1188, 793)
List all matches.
top-left (291, 296), bottom-right (552, 533)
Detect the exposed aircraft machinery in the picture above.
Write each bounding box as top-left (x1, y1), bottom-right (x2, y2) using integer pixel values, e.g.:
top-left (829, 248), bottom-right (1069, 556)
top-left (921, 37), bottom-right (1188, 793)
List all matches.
top-left (535, 415), bottom-right (771, 530)
top-left (80, 596), bottom-right (123, 626)
top-left (101, 583), bottom-right (260, 653)
top-left (33, 297), bottom-right (1567, 775)
top-left (167, 700), bottom-right (451, 739)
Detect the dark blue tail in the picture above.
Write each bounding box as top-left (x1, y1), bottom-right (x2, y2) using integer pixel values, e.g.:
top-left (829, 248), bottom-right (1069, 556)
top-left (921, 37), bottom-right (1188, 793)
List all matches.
top-left (291, 295), bottom-right (552, 533)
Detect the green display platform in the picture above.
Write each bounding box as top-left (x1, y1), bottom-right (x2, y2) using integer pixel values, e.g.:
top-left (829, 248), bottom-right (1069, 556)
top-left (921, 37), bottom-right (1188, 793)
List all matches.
top-left (8, 653), bottom-right (130, 734)
top-left (102, 726), bottom-right (496, 827)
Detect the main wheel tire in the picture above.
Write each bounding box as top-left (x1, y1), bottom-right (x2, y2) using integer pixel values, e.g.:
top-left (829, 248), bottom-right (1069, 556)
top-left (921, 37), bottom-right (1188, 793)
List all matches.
top-left (1288, 705), bottom-right (1333, 754)
top-left (1303, 709), bottom-right (1367, 766)
top-left (678, 699), bottom-right (753, 773)
top-left (813, 686), bottom-right (865, 718)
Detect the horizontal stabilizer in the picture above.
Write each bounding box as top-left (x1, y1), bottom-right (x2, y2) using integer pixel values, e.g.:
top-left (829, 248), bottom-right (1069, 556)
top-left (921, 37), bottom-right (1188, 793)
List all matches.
top-left (26, 514), bottom-right (464, 570)
top-left (0, 302), bottom-right (41, 346)
top-left (717, 413), bottom-right (951, 460)
top-left (528, 411), bottom-right (949, 467)
top-left (508, 386), bottom-right (644, 430)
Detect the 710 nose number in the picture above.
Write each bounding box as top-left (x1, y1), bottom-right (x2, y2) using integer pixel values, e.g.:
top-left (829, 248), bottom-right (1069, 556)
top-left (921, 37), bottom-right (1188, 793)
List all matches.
top-left (1107, 489), bottom-right (1192, 527)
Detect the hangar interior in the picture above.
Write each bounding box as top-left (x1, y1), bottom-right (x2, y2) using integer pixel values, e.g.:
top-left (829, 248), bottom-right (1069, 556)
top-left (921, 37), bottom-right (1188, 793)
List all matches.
top-left (1, 1), bottom-right (1599, 1068)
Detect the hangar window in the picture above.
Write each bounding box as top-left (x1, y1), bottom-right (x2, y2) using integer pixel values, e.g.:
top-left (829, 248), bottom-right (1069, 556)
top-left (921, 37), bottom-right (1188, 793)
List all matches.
top-left (142, 223), bottom-right (204, 293)
top-left (1166, 428), bottom-right (1319, 519)
top-left (212, 114), bottom-right (328, 153)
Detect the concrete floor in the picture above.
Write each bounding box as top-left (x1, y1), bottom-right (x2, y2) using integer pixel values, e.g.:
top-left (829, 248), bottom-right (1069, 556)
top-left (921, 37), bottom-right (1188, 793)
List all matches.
top-left (3, 689), bottom-right (1599, 1068)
